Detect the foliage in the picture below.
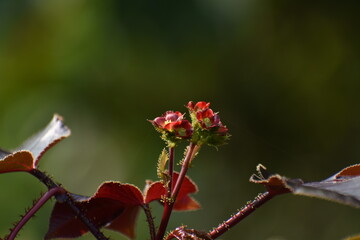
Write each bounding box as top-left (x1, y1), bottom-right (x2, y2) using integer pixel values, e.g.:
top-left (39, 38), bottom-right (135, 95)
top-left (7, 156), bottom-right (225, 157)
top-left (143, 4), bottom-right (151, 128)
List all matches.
top-left (0, 102), bottom-right (360, 240)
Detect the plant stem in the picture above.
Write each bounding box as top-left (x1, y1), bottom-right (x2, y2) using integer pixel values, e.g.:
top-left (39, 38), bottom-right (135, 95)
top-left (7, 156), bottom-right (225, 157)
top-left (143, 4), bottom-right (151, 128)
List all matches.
top-left (143, 204), bottom-right (156, 240)
top-left (209, 191), bottom-right (274, 239)
top-left (189, 144), bottom-right (200, 165)
top-left (168, 147), bottom-right (175, 195)
top-left (29, 169), bottom-right (109, 240)
top-left (30, 169), bottom-right (58, 189)
top-left (62, 192), bottom-right (110, 240)
top-left (7, 187), bottom-right (65, 240)
top-left (171, 143), bottom-right (196, 200)
top-left (156, 142), bottom-right (197, 240)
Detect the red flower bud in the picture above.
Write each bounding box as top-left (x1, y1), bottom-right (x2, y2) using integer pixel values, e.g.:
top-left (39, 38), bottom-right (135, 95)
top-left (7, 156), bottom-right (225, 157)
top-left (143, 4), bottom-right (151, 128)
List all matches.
top-left (216, 125), bottom-right (229, 136)
top-left (187, 101), bottom-right (210, 112)
top-left (196, 109), bottom-right (221, 129)
top-left (151, 111), bottom-right (184, 129)
top-left (171, 120), bottom-right (193, 138)
top-left (150, 111), bottom-right (193, 140)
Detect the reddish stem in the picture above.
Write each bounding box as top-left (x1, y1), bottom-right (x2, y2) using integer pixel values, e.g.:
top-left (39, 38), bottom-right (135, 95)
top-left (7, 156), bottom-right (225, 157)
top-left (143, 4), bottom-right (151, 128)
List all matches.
top-left (30, 169), bottom-right (109, 240)
top-left (171, 143), bottom-right (196, 200)
top-left (209, 191), bottom-right (274, 239)
top-left (143, 204), bottom-right (156, 240)
top-left (7, 187), bottom-right (65, 240)
top-left (156, 142), bottom-right (197, 240)
top-left (168, 147), bottom-right (175, 195)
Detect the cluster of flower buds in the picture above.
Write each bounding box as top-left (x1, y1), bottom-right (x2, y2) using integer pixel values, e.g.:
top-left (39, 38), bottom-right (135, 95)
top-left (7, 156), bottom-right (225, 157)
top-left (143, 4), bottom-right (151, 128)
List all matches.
top-left (187, 101), bottom-right (228, 133)
top-left (150, 101), bottom-right (229, 147)
top-left (187, 101), bottom-right (229, 146)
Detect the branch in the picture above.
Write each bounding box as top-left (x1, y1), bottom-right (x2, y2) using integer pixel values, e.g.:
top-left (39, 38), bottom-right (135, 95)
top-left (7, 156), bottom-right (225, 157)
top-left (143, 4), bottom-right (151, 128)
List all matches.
top-left (209, 191), bottom-right (274, 239)
top-left (168, 147), bottom-right (175, 195)
top-left (156, 142), bottom-right (197, 240)
top-left (143, 204), bottom-right (156, 240)
top-left (7, 187), bottom-right (65, 240)
top-left (30, 169), bottom-right (109, 240)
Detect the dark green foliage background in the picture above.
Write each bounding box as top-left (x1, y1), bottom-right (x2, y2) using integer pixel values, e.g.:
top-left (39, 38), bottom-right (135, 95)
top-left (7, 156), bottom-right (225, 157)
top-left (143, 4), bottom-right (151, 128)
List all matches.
top-left (0, 1), bottom-right (359, 239)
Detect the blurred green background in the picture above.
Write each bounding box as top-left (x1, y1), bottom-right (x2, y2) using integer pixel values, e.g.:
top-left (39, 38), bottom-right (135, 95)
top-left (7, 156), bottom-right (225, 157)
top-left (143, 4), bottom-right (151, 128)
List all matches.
top-left (1, 0), bottom-right (360, 239)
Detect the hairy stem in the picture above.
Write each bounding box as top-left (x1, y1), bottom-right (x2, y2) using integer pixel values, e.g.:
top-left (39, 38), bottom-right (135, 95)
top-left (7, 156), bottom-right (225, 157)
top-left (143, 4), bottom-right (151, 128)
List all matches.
top-left (156, 142), bottom-right (197, 240)
top-left (209, 191), bottom-right (274, 239)
top-left (143, 204), bottom-right (156, 240)
top-left (30, 169), bottom-right (109, 240)
top-left (168, 147), bottom-right (175, 195)
top-left (7, 187), bottom-right (65, 240)
top-left (171, 143), bottom-right (197, 200)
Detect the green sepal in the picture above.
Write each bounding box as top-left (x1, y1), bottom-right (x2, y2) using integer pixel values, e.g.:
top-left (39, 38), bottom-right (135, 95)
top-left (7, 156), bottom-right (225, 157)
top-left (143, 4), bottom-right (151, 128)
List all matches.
top-left (191, 126), bottom-right (230, 148)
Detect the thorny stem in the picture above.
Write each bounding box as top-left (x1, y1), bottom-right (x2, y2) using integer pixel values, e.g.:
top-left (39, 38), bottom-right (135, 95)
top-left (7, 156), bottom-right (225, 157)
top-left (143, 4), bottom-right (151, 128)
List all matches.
top-left (209, 191), bottom-right (274, 239)
top-left (156, 142), bottom-right (197, 240)
top-left (7, 187), bottom-right (65, 240)
top-left (30, 169), bottom-right (58, 189)
top-left (189, 144), bottom-right (200, 165)
top-left (143, 204), bottom-right (156, 240)
top-left (29, 169), bottom-right (109, 240)
top-left (171, 143), bottom-right (197, 200)
top-left (168, 147), bottom-right (175, 195)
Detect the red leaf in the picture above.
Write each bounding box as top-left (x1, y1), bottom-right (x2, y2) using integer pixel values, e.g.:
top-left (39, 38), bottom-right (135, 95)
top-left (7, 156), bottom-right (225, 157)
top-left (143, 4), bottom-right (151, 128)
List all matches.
top-left (47, 175), bottom-right (199, 239)
top-left (46, 182), bottom-right (144, 239)
top-left (0, 151), bottom-right (34, 173)
top-left (249, 164), bottom-right (292, 195)
top-left (175, 173), bottom-right (200, 211)
top-left (331, 164), bottom-right (360, 179)
top-left (105, 206), bottom-right (140, 239)
top-left (145, 172), bottom-right (200, 211)
top-left (95, 181), bottom-right (144, 206)
top-left (97, 182), bottom-right (144, 238)
top-left (0, 149), bottom-right (11, 159)
top-left (0, 115), bottom-right (70, 174)
top-left (144, 181), bottom-right (167, 203)
top-left (45, 195), bottom-right (124, 239)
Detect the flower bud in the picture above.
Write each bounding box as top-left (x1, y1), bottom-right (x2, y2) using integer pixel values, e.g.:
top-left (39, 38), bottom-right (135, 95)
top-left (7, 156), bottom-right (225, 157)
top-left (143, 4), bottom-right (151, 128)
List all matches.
top-left (187, 101), bottom-right (230, 147)
top-left (150, 111), bottom-right (193, 146)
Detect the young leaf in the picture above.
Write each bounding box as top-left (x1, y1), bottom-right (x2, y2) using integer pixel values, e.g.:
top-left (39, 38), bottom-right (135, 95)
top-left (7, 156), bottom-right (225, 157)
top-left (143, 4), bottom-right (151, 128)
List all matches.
top-left (46, 182), bottom-right (144, 240)
top-left (0, 114), bottom-right (70, 174)
top-left (145, 172), bottom-right (201, 211)
top-left (144, 181), bottom-right (167, 203)
top-left (250, 164), bottom-right (360, 208)
top-left (157, 148), bottom-right (170, 182)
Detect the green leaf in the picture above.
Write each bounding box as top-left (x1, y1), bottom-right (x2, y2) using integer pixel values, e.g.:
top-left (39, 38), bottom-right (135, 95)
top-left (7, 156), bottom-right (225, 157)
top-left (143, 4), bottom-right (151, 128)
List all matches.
top-left (157, 148), bottom-right (169, 182)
